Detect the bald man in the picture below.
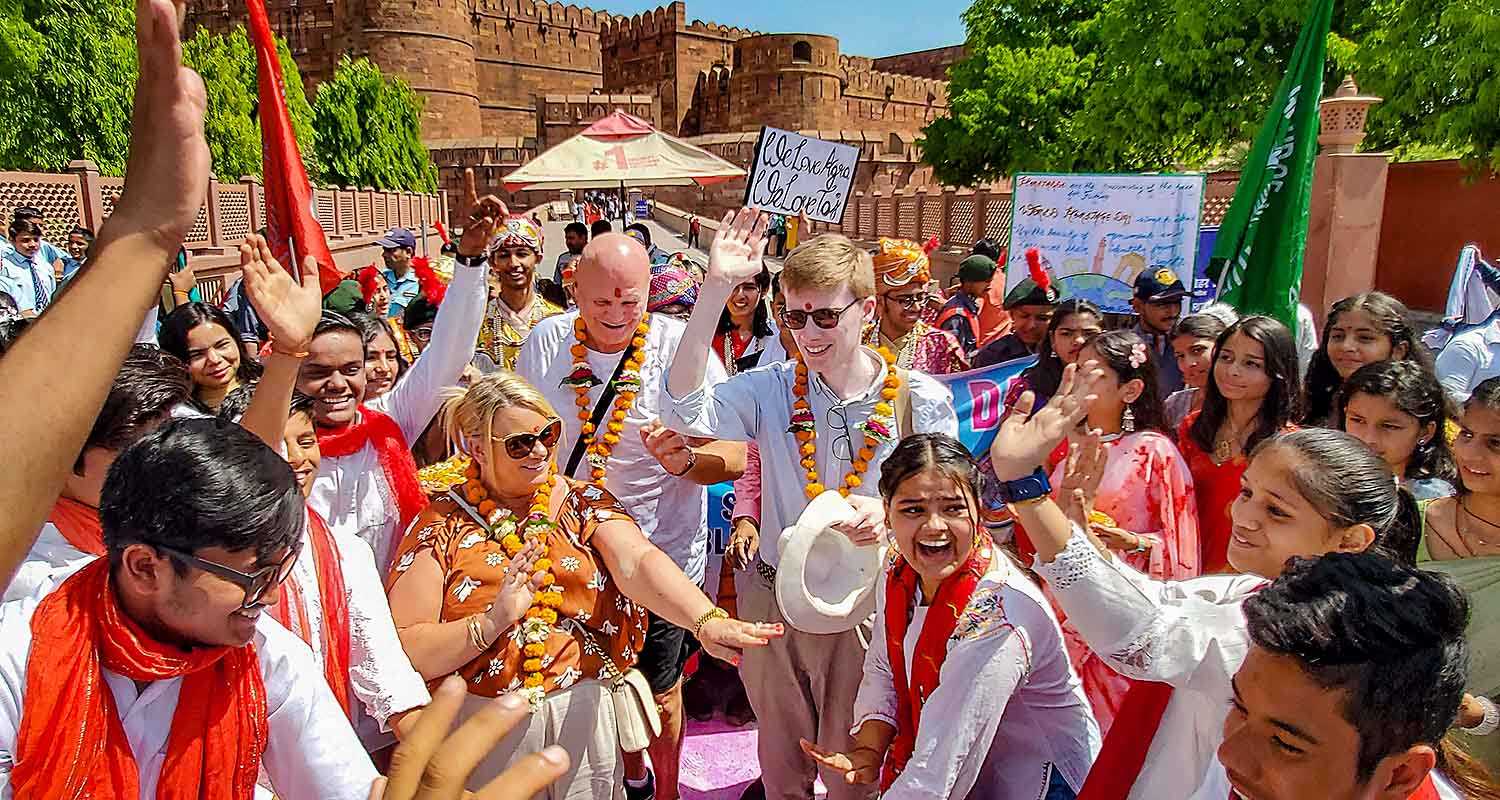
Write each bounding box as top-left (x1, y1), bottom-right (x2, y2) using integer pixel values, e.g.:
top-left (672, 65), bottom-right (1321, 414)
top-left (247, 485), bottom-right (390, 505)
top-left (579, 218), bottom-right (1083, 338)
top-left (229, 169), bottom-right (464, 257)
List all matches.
top-left (515, 233), bottom-right (746, 800)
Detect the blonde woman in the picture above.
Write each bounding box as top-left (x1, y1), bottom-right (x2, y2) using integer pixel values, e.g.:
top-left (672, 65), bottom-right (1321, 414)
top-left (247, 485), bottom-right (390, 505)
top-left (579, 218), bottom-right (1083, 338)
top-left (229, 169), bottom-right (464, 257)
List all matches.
top-left (386, 372), bottom-right (780, 797)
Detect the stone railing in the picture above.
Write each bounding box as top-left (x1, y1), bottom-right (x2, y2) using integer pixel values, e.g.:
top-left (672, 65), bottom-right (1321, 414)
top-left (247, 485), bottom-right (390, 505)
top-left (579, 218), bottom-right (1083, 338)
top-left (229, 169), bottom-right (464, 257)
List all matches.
top-left (0, 161), bottom-right (450, 303)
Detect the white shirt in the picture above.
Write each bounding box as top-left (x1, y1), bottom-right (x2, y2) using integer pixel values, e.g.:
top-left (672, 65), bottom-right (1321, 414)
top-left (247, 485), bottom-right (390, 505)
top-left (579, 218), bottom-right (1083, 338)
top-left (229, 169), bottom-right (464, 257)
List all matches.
top-left (0, 583), bottom-right (377, 800)
top-left (3, 522), bottom-right (91, 603)
top-left (288, 511), bottom-right (430, 747)
top-left (517, 311), bottom-right (725, 584)
top-left (309, 263), bottom-right (488, 571)
top-left (854, 552), bottom-right (1100, 799)
top-left (1033, 530), bottom-right (1265, 800)
top-left (1436, 322), bottom-right (1500, 404)
top-left (662, 347), bottom-right (958, 568)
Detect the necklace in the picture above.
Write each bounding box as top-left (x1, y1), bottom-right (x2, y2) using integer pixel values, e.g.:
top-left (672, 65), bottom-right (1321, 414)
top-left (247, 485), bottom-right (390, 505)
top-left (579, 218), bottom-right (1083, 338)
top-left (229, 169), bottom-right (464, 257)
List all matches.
top-left (789, 348), bottom-right (901, 500)
top-left (566, 315), bottom-right (649, 486)
top-left (459, 462), bottom-right (563, 711)
top-left (1459, 499), bottom-right (1500, 549)
top-left (1213, 416), bottom-right (1246, 465)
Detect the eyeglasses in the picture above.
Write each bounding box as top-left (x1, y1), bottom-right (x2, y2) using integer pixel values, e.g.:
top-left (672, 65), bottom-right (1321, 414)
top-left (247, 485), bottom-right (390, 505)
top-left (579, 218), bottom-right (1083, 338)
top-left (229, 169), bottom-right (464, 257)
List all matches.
top-left (779, 298), bottom-right (863, 331)
top-left (152, 542), bottom-right (301, 610)
top-left (411, 326), bottom-right (434, 343)
top-left (493, 418), bottom-right (563, 459)
top-left (883, 293), bottom-right (930, 311)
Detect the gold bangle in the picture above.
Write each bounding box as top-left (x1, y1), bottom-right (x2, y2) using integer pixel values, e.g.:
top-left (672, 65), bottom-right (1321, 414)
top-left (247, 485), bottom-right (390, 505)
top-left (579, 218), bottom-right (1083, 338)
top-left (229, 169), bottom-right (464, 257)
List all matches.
top-left (468, 615), bottom-right (491, 651)
top-left (693, 607), bottom-right (730, 641)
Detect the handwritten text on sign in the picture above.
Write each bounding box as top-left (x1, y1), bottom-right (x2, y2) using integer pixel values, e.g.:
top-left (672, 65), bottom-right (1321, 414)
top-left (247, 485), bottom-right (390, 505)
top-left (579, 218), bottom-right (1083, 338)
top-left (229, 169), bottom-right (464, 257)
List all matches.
top-left (1007, 173), bottom-right (1205, 315)
top-left (743, 127), bottom-right (858, 225)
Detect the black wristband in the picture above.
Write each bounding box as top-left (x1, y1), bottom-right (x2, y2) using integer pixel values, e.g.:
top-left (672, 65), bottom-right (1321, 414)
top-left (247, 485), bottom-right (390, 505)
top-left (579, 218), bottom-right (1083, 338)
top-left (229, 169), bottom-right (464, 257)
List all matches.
top-left (456, 253), bottom-right (487, 268)
top-left (996, 467), bottom-right (1051, 504)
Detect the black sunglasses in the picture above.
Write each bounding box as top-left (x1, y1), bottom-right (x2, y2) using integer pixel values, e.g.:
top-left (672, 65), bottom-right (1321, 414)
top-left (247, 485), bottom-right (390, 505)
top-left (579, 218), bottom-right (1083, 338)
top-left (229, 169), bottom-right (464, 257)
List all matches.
top-left (779, 298), bottom-right (863, 331)
top-left (883, 292), bottom-right (930, 311)
top-left (493, 418), bottom-right (563, 459)
top-left (153, 542), bottom-right (300, 610)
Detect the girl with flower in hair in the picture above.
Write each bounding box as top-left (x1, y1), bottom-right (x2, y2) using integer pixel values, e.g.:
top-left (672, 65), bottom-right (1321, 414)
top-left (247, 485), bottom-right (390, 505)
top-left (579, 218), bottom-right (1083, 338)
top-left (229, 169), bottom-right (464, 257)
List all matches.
top-left (1036, 330), bottom-right (1200, 734)
top-left (386, 372), bottom-right (780, 794)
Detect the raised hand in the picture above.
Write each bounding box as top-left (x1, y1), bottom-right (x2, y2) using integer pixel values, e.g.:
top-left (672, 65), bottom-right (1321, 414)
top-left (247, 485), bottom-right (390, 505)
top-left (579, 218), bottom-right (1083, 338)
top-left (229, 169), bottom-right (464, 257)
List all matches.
top-left (696, 616), bottom-right (783, 666)
top-left (458, 169), bottom-right (509, 258)
top-left (488, 537), bottom-right (547, 633)
top-left (988, 362), bottom-right (1105, 482)
top-left (371, 676), bottom-right (568, 800)
top-left (640, 419), bottom-right (694, 477)
top-left (113, 0), bottom-right (209, 253)
top-left (1058, 427), bottom-right (1106, 513)
top-left (239, 234), bottom-right (322, 354)
top-left (166, 251), bottom-right (197, 297)
top-left (708, 208), bottom-right (768, 286)
top-left (799, 739), bottom-right (880, 786)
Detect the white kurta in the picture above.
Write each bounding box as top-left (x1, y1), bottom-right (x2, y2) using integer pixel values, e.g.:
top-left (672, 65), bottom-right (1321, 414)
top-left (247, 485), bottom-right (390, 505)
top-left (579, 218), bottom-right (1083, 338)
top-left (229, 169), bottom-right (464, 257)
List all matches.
top-left (3, 522), bottom-right (90, 603)
top-left (287, 512), bottom-right (430, 746)
top-left (662, 347), bottom-right (958, 568)
top-left (309, 262), bottom-right (488, 572)
top-left (0, 584), bottom-right (377, 800)
top-left (1033, 529), bottom-right (1265, 800)
top-left (516, 311), bottom-right (726, 585)
top-left (854, 553), bottom-right (1100, 799)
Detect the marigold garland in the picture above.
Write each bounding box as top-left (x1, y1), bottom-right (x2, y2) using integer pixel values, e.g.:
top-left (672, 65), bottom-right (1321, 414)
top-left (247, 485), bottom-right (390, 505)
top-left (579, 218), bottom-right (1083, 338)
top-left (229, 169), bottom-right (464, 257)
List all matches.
top-left (571, 315), bottom-right (650, 486)
top-left (789, 348), bottom-right (901, 500)
top-left (461, 461), bottom-right (563, 711)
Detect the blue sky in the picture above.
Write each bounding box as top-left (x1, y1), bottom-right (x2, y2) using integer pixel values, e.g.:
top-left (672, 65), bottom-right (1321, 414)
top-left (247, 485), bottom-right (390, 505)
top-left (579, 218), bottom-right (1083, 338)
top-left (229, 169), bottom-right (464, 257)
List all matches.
top-left (589, 0), bottom-right (972, 58)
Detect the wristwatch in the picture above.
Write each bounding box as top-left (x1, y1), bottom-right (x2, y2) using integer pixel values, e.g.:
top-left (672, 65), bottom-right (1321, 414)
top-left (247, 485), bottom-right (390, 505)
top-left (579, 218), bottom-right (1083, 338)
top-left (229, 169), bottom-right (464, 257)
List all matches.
top-left (996, 467), bottom-right (1051, 505)
top-left (456, 253), bottom-right (487, 268)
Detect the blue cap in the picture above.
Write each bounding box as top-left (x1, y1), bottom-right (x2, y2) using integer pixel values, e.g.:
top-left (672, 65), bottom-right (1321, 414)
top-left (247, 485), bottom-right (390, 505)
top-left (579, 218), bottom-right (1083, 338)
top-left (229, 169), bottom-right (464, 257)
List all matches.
top-left (376, 228), bottom-right (417, 251)
top-left (1133, 266), bottom-right (1188, 302)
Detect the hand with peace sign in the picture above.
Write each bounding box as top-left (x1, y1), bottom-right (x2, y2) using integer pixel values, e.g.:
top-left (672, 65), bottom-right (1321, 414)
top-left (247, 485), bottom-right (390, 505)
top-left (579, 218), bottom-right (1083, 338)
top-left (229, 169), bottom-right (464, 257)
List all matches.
top-left (458, 169), bottom-right (510, 259)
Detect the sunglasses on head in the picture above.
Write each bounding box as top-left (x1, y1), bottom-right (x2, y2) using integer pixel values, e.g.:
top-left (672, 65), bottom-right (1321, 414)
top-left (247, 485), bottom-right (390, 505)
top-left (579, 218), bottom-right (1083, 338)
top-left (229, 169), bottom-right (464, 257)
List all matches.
top-left (494, 418), bottom-right (563, 459)
top-left (779, 298), bottom-right (863, 330)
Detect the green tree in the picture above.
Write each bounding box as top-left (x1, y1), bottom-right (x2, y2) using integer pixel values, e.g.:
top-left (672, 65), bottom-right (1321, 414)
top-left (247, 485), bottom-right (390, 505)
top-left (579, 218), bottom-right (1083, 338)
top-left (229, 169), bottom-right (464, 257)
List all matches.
top-left (0, 0), bottom-right (137, 173)
top-left (183, 25), bottom-right (318, 182)
top-left (923, 0), bottom-right (1500, 185)
top-left (312, 56), bottom-right (437, 192)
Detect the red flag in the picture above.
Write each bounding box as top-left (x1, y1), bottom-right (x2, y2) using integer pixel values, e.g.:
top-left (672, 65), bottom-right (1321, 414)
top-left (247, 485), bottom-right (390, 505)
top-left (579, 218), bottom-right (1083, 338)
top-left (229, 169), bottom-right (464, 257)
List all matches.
top-left (246, 0), bottom-right (341, 294)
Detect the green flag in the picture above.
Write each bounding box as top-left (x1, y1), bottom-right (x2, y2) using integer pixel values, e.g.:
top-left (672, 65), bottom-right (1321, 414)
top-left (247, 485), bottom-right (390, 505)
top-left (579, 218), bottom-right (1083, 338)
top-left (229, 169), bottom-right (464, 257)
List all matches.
top-left (1210, 0), bottom-right (1334, 328)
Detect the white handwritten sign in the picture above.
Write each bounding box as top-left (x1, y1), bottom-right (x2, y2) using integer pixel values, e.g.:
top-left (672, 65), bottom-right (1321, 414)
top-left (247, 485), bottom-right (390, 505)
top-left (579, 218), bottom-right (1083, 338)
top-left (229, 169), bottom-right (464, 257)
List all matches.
top-left (743, 127), bottom-right (858, 225)
top-left (1007, 173), bottom-right (1206, 315)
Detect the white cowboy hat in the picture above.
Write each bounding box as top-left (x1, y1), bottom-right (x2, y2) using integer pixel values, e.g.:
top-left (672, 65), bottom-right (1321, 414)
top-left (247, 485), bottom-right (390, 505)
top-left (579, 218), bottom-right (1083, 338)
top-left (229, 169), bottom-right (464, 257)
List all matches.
top-left (776, 490), bottom-right (888, 634)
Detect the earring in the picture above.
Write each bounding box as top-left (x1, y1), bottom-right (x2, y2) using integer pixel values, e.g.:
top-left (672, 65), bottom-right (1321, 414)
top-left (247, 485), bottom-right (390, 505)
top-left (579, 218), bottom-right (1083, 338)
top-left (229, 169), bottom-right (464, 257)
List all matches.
top-left (1122, 406), bottom-right (1136, 433)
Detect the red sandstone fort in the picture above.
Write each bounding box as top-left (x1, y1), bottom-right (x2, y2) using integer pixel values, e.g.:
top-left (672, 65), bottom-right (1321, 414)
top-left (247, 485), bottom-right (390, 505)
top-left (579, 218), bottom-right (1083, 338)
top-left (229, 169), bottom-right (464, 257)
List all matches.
top-left (185, 0), bottom-right (965, 216)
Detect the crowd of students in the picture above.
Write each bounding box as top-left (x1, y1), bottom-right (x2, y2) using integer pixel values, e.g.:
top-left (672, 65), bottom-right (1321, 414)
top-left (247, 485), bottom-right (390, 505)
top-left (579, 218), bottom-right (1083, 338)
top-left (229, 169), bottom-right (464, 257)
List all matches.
top-left (0, 6), bottom-right (1497, 800)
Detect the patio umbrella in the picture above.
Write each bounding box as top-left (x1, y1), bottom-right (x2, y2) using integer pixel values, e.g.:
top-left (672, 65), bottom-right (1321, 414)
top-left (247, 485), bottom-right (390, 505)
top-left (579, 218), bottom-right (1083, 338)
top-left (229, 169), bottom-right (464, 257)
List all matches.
top-left (502, 111), bottom-right (745, 209)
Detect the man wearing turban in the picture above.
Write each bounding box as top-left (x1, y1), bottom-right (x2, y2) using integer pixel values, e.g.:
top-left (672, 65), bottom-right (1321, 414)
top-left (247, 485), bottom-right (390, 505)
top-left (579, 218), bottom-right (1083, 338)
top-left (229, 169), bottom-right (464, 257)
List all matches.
top-left (477, 215), bottom-right (564, 371)
top-left (868, 237), bottom-right (968, 374)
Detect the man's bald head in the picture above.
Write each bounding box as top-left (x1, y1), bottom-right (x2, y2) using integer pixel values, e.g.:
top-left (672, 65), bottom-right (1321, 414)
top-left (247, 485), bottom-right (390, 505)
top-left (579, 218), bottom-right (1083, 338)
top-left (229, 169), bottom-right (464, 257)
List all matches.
top-left (573, 233), bottom-right (653, 353)
top-left (577, 233), bottom-right (651, 287)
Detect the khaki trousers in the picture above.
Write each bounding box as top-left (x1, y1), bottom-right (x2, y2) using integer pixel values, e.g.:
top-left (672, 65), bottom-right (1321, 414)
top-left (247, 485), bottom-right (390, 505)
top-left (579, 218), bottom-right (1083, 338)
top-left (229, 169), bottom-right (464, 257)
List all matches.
top-left (462, 680), bottom-right (625, 800)
top-left (735, 565), bottom-right (877, 800)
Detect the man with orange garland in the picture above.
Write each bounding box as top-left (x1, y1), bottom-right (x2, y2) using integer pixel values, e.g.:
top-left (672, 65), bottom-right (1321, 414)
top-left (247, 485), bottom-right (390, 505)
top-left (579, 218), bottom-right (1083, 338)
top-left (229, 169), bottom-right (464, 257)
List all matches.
top-left (516, 231), bottom-right (747, 800)
top-left (664, 209), bottom-right (957, 800)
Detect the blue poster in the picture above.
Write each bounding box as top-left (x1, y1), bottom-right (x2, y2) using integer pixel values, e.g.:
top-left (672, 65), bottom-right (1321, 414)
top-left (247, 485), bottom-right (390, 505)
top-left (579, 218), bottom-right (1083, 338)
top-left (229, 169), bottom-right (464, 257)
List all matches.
top-left (932, 355), bottom-right (1037, 457)
top-left (1193, 226), bottom-right (1219, 312)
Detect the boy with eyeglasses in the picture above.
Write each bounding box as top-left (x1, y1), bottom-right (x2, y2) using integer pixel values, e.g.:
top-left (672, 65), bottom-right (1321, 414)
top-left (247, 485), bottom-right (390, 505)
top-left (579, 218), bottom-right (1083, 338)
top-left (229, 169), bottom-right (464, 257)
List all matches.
top-left (868, 237), bottom-right (967, 375)
top-left (0, 417), bottom-right (377, 799)
top-left (665, 208), bottom-right (957, 800)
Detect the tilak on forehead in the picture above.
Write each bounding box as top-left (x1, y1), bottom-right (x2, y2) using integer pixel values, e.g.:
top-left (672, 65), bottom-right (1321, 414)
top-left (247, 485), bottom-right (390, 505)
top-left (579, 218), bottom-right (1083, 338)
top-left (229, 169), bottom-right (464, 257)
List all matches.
top-left (615, 288), bottom-right (623, 298)
top-left (804, 302), bottom-right (814, 310)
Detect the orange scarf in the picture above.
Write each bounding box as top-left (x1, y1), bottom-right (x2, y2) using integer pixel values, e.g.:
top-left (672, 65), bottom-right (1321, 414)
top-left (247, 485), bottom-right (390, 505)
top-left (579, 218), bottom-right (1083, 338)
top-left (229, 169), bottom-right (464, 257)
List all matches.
top-left (47, 496), bottom-right (105, 555)
top-left (881, 535), bottom-right (992, 790)
top-left (270, 510), bottom-right (354, 719)
top-left (12, 558), bottom-right (268, 799)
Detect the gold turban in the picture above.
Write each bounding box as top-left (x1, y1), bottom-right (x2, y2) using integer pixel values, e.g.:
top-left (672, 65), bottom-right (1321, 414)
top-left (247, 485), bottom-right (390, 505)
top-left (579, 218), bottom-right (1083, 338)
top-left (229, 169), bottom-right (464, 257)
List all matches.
top-left (871, 236), bottom-right (939, 291)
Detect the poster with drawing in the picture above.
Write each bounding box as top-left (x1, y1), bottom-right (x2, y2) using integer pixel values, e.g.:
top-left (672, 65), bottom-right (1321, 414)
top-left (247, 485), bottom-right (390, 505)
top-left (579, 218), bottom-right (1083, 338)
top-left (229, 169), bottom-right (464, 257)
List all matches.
top-left (1006, 174), bottom-right (1206, 315)
top-left (743, 127), bottom-right (859, 225)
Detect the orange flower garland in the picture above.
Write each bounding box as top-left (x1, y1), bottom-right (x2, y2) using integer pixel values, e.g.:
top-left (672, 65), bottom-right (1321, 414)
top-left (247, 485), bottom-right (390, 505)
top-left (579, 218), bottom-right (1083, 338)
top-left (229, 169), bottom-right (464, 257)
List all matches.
top-left (460, 461), bottom-right (564, 710)
top-left (790, 348), bottom-right (901, 500)
top-left (570, 315), bottom-right (650, 486)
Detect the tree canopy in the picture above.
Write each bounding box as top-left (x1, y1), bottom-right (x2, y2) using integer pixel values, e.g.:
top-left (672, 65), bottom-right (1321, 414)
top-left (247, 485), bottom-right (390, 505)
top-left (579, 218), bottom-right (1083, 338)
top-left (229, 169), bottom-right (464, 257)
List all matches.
top-left (923, 0), bottom-right (1500, 185)
top-left (312, 56), bottom-right (438, 193)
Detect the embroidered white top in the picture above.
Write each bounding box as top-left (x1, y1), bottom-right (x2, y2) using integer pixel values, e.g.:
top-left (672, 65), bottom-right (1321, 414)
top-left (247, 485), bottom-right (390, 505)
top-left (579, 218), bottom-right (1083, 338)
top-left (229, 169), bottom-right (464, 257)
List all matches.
top-left (854, 552), bottom-right (1100, 800)
top-left (309, 262), bottom-right (488, 571)
top-left (0, 584), bottom-right (378, 800)
top-left (516, 311), bottom-right (727, 584)
top-left (1033, 529), bottom-right (1266, 800)
top-left (661, 347), bottom-right (958, 568)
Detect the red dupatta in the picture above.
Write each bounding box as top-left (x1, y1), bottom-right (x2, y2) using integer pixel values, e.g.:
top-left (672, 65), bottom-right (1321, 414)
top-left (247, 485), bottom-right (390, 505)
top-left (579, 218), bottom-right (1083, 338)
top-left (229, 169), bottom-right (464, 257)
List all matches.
top-left (881, 535), bottom-right (993, 790)
top-left (12, 559), bottom-right (268, 799)
top-left (270, 509), bottom-right (354, 718)
top-left (316, 406), bottom-right (424, 568)
top-left (47, 496), bottom-right (105, 555)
